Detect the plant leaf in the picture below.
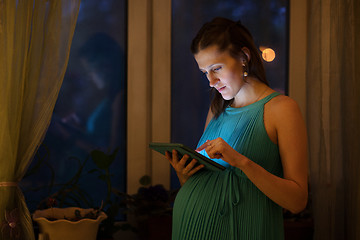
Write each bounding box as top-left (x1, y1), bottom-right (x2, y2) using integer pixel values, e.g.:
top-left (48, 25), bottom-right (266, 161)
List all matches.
top-left (91, 150), bottom-right (111, 170)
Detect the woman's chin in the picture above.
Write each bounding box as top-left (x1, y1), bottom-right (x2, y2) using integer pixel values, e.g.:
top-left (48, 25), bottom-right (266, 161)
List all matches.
top-left (221, 94), bottom-right (233, 101)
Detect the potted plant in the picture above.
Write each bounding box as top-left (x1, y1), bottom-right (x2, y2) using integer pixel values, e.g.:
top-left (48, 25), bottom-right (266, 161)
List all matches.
top-left (27, 148), bottom-right (123, 240)
top-left (33, 205), bottom-right (107, 240)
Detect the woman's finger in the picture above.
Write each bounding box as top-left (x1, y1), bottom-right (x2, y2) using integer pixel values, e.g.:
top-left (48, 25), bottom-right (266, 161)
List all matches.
top-left (179, 154), bottom-right (190, 166)
top-left (183, 159), bottom-right (197, 173)
top-left (187, 164), bottom-right (205, 176)
top-left (196, 140), bottom-right (211, 152)
top-left (206, 145), bottom-right (223, 159)
top-left (172, 149), bottom-right (179, 161)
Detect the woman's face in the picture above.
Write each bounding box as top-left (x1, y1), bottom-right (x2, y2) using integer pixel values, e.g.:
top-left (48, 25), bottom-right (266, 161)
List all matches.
top-left (194, 45), bottom-right (245, 101)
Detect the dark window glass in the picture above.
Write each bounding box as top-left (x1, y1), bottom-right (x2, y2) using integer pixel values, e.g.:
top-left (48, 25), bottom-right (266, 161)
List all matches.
top-left (171, 0), bottom-right (288, 188)
top-left (22, 0), bottom-right (127, 214)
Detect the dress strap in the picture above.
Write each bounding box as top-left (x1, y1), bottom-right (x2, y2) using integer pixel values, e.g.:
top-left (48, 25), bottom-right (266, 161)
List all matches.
top-left (262, 92), bottom-right (281, 104)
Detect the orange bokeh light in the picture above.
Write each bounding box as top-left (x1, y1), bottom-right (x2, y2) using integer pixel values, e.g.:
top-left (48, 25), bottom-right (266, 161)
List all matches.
top-left (261, 48), bottom-right (276, 62)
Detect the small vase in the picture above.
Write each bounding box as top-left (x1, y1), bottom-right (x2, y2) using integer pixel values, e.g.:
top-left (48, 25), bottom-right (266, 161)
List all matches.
top-left (33, 207), bottom-right (107, 240)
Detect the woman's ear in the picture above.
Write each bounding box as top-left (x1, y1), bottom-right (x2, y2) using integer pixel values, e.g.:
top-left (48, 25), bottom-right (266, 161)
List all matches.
top-left (241, 47), bottom-right (251, 62)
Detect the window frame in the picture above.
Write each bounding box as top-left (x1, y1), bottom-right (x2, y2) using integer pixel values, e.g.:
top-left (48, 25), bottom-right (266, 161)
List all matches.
top-left (127, 0), bottom-right (171, 194)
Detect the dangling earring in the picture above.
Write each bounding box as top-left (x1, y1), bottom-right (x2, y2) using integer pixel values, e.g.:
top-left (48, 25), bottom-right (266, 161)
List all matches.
top-left (242, 62), bottom-right (248, 77)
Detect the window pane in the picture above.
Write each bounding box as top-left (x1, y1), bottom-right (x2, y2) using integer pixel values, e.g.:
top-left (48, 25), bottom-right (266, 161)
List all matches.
top-left (22, 0), bottom-right (127, 213)
top-left (171, 0), bottom-right (288, 188)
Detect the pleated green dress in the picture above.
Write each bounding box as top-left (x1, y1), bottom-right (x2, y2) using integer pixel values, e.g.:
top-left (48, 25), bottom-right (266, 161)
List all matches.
top-left (172, 92), bottom-right (284, 240)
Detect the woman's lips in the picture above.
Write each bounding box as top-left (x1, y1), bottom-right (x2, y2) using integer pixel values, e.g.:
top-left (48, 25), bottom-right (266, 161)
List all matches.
top-left (217, 86), bottom-right (226, 92)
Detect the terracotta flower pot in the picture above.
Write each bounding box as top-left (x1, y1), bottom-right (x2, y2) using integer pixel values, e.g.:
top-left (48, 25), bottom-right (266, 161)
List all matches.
top-left (33, 207), bottom-right (107, 240)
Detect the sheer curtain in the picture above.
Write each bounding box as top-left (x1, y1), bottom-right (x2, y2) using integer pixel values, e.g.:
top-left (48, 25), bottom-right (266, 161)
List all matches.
top-left (0, 1), bottom-right (80, 239)
top-left (307, 0), bottom-right (360, 239)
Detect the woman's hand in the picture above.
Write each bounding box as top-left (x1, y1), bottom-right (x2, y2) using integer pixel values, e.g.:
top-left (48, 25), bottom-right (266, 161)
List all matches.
top-left (165, 150), bottom-right (204, 185)
top-left (196, 138), bottom-right (247, 167)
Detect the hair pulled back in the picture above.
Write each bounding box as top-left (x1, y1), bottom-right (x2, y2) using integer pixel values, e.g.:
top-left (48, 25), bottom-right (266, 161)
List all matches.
top-left (191, 17), bottom-right (268, 118)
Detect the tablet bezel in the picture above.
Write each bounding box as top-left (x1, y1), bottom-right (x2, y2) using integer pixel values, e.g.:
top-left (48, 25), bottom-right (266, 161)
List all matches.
top-left (149, 142), bottom-right (226, 171)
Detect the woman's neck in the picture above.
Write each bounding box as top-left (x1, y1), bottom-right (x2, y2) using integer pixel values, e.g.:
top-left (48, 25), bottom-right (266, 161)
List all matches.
top-left (231, 77), bottom-right (272, 108)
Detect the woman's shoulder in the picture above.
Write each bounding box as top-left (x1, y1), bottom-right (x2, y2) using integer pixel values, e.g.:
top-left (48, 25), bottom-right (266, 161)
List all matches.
top-left (267, 93), bottom-right (300, 111)
top-left (264, 93), bottom-right (305, 144)
top-left (266, 93), bottom-right (304, 124)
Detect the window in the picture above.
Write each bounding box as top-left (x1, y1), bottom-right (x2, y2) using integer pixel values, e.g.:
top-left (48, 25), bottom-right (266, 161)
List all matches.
top-left (22, 0), bottom-right (127, 212)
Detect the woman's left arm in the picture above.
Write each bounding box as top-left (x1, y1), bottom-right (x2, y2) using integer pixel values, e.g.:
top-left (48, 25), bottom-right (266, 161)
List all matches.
top-left (199, 97), bottom-right (308, 214)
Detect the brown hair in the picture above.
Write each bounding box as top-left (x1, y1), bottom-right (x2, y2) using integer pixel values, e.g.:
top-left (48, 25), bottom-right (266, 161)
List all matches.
top-left (191, 17), bottom-right (268, 118)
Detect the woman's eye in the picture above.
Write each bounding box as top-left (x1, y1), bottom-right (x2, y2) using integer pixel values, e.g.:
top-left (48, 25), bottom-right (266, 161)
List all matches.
top-left (213, 66), bottom-right (222, 72)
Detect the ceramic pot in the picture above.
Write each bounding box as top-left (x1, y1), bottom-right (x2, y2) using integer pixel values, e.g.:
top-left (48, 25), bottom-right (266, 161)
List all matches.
top-left (33, 207), bottom-right (107, 240)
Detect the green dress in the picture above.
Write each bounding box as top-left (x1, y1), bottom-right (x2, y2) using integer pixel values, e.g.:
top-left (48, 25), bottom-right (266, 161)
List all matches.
top-left (172, 92), bottom-right (284, 240)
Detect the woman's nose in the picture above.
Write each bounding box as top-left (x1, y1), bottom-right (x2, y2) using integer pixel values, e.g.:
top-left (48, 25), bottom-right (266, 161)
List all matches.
top-left (208, 73), bottom-right (219, 87)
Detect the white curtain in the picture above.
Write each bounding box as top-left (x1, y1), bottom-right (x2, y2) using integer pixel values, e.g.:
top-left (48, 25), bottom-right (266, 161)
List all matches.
top-left (0, 1), bottom-right (80, 239)
top-left (307, 0), bottom-right (360, 239)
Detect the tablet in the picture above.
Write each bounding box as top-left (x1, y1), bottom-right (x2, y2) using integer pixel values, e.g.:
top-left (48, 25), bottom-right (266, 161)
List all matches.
top-left (149, 142), bottom-right (226, 171)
